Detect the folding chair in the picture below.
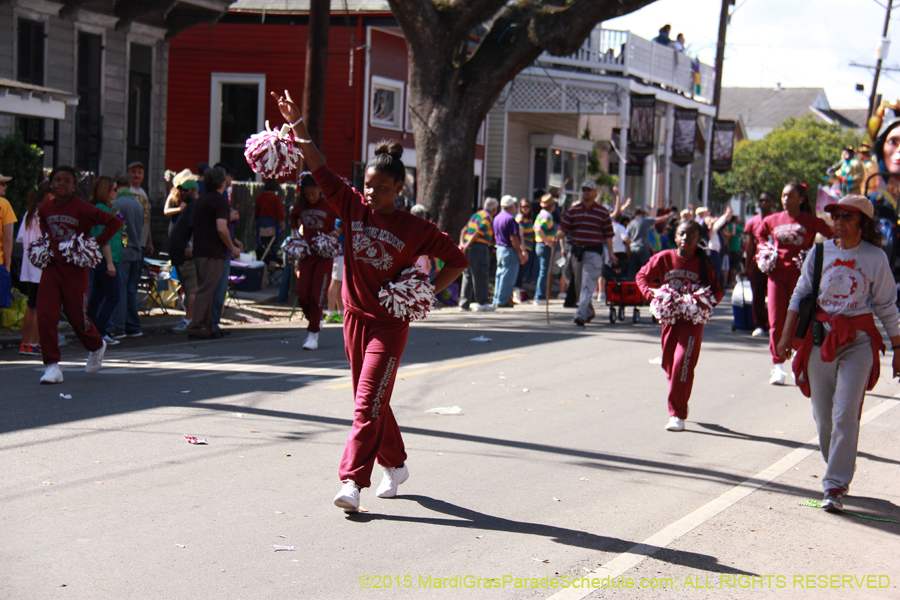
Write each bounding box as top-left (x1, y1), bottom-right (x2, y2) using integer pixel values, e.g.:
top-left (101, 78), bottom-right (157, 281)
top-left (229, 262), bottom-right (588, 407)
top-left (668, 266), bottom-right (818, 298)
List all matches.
top-left (226, 274), bottom-right (246, 307)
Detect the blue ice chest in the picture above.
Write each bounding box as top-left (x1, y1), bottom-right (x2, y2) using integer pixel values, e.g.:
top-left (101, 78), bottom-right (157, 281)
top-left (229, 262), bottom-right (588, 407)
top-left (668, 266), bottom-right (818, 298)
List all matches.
top-left (731, 279), bottom-right (754, 331)
top-left (230, 260), bottom-right (265, 292)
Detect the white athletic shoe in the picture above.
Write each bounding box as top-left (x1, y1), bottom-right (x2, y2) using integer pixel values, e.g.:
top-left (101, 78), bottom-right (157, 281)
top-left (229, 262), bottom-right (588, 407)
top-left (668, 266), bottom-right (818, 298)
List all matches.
top-left (769, 364), bottom-right (787, 386)
top-left (85, 340), bottom-right (107, 374)
top-left (40, 363), bottom-right (64, 384)
top-left (532, 299), bottom-right (547, 306)
top-left (102, 335), bottom-right (120, 346)
top-left (375, 463), bottom-right (409, 498)
top-left (666, 416), bottom-right (685, 432)
top-left (473, 303), bottom-right (495, 312)
top-left (333, 479), bottom-right (360, 512)
top-left (751, 328), bottom-right (766, 338)
top-left (302, 332), bottom-right (319, 350)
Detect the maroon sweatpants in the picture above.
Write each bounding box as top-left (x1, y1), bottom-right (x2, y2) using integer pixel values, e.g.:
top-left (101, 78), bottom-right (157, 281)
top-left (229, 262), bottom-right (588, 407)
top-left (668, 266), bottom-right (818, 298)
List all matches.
top-left (339, 311), bottom-right (409, 488)
top-left (297, 255), bottom-right (332, 333)
top-left (37, 261), bottom-right (103, 365)
top-left (660, 320), bottom-right (705, 420)
top-left (767, 269), bottom-right (801, 365)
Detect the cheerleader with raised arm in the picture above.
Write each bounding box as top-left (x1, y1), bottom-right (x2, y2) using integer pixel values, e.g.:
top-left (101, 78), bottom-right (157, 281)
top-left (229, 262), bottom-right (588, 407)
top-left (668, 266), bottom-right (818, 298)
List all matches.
top-left (272, 90), bottom-right (468, 512)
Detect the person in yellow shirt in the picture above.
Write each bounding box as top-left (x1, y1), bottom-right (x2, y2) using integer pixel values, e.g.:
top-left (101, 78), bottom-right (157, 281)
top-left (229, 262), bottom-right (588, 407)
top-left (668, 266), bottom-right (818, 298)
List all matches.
top-left (0, 173), bottom-right (19, 308)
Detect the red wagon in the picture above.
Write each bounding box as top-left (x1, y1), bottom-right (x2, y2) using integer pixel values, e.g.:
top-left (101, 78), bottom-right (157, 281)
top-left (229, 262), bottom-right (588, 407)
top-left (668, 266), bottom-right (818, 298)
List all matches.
top-left (605, 280), bottom-right (651, 323)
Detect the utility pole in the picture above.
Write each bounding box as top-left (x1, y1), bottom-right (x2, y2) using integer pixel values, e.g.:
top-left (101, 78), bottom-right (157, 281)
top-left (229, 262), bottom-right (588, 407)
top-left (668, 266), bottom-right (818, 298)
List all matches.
top-left (703, 0), bottom-right (732, 207)
top-left (868, 0), bottom-right (893, 120)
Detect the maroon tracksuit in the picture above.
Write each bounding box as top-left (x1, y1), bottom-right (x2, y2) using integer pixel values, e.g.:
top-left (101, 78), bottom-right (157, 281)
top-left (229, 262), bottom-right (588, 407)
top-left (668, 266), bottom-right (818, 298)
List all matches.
top-left (636, 250), bottom-right (724, 420)
top-left (313, 165), bottom-right (468, 488)
top-left (37, 196), bottom-right (122, 365)
top-left (755, 211), bottom-right (831, 364)
top-left (290, 201), bottom-right (339, 333)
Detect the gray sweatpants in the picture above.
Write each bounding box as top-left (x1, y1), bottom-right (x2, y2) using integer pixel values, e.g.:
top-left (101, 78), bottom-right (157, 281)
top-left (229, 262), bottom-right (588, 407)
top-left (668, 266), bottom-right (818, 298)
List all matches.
top-left (576, 251), bottom-right (605, 322)
top-left (807, 332), bottom-right (873, 494)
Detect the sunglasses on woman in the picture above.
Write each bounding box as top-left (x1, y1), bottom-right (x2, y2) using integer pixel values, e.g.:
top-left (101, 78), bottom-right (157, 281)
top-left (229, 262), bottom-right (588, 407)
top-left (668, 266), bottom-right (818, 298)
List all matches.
top-left (831, 211), bottom-right (857, 222)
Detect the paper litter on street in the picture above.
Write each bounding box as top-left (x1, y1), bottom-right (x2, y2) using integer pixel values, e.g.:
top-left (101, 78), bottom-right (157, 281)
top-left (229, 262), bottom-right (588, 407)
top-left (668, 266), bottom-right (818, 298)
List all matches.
top-left (426, 406), bottom-right (463, 415)
top-left (470, 336), bottom-right (492, 342)
top-left (183, 435), bottom-right (208, 445)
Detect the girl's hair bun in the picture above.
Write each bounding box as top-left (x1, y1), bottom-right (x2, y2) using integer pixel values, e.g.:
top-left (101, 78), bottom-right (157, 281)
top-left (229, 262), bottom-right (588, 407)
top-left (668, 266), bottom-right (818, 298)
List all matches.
top-left (374, 140), bottom-right (404, 161)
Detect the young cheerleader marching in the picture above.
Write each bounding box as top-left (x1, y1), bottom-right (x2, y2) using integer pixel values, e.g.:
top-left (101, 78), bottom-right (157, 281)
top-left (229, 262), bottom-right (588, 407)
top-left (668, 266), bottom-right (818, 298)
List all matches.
top-left (289, 173), bottom-right (340, 350)
top-left (636, 220), bottom-right (724, 431)
top-left (756, 182), bottom-right (832, 385)
top-left (36, 166), bottom-right (123, 384)
top-left (272, 90), bottom-right (468, 512)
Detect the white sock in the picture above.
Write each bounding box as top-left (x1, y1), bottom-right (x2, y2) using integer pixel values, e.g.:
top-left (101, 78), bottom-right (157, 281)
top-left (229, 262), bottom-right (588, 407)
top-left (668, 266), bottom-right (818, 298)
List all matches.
top-left (774, 363), bottom-right (786, 375)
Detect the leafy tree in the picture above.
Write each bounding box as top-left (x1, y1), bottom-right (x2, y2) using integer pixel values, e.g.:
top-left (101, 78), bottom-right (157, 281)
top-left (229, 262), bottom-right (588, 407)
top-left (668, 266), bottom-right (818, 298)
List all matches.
top-left (388, 0), bottom-right (656, 235)
top-left (0, 133), bottom-right (44, 217)
top-left (712, 116), bottom-right (861, 208)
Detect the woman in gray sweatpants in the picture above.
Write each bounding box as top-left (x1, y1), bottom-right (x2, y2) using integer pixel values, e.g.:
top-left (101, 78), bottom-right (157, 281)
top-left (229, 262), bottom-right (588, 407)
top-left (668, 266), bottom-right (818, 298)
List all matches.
top-left (777, 195), bottom-right (900, 514)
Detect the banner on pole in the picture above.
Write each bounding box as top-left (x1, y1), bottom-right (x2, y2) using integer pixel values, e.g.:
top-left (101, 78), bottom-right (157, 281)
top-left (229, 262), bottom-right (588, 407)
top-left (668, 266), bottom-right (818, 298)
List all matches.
top-left (711, 120), bottom-right (736, 172)
top-left (628, 95), bottom-right (656, 155)
top-left (671, 108), bottom-right (699, 166)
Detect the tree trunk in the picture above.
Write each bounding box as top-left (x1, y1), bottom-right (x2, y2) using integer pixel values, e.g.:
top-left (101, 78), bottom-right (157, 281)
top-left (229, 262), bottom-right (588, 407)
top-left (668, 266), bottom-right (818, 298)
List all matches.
top-left (302, 0), bottom-right (330, 152)
top-left (389, 0), bottom-right (659, 236)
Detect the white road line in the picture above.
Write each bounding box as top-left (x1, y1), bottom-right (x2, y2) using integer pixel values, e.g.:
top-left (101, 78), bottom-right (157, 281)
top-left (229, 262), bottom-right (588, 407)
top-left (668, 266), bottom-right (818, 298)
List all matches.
top-left (546, 396), bottom-right (900, 600)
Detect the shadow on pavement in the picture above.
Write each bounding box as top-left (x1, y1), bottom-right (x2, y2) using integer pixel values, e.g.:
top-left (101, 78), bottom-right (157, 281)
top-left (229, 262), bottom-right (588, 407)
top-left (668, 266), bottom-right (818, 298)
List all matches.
top-left (347, 495), bottom-right (757, 576)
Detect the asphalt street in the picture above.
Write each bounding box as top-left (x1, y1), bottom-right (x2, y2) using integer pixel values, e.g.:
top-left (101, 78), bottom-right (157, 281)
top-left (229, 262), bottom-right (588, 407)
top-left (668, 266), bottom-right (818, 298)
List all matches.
top-left (1, 302), bottom-right (898, 599)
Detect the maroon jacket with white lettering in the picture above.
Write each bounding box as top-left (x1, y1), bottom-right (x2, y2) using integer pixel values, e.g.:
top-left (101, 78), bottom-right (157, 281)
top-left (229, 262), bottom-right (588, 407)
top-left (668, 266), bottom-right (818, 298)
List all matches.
top-left (312, 165), bottom-right (468, 322)
top-left (38, 196), bottom-right (122, 262)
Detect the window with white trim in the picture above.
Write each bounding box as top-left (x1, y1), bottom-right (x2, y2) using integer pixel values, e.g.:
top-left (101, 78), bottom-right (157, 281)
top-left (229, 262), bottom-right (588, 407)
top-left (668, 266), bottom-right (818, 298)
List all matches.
top-left (371, 76), bottom-right (404, 131)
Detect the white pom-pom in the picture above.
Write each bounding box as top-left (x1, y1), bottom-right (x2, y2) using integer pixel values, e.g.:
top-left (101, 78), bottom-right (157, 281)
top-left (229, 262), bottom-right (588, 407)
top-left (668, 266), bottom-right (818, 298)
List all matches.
top-left (755, 241), bottom-right (777, 274)
top-left (283, 237), bottom-right (310, 262)
top-left (650, 283), bottom-right (715, 325)
top-left (28, 233), bottom-right (52, 270)
top-left (59, 233), bottom-right (103, 268)
top-left (244, 121), bottom-right (305, 179)
top-left (311, 232), bottom-right (341, 258)
top-left (378, 266), bottom-right (435, 321)
top-left (792, 248), bottom-right (809, 270)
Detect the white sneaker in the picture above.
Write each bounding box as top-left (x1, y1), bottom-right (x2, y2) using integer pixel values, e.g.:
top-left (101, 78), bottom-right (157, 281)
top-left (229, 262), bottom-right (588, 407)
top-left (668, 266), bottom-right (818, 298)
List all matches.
top-left (473, 303), bottom-right (495, 312)
top-left (751, 328), bottom-right (766, 338)
top-left (170, 319), bottom-right (191, 333)
top-left (333, 479), bottom-right (360, 512)
top-left (533, 299), bottom-right (547, 306)
top-left (557, 292), bottom-right (567, 300)
top-left (666, 416), bottom-right (685, 432)
top-left (375, 463), bottom-right (409, 498)
top-left (769, 364), bottom-right (786, 386)
top-left (102, 335), bottom-right (120, 346)
top-left (40, 363), bottom-right (64, 384)
top-left (302, 331), bottom-right (319, 350)
top-left (85, 340), bottom-right (107, 374)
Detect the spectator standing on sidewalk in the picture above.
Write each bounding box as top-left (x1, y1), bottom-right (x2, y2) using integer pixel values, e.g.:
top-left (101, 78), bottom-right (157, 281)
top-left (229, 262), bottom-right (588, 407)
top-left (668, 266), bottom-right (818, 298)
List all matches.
top-left (86, 176), bottom-right (123, 345)
top-left (126, 161), bottom-right (153, 257)
top-left (0, 173), bottom-right (16, 309)
top-left (458, 198), bottom-right (499, 311)
top-left (109, 175), bottom-right (145, 339)
top-left (743, 192), bottom-right (776, 337)
top-left (533, 193), bottom-right (559, 304)
top-left (16, 180), bottom-right (52, 356)
top-left (492, 195), bottom-right (528, 308)
top-left (186, 167), bottom-right (242, 339)
top-left (555, 180), bottom-right (616, 326)
top-left (167, 186), bottom-right (200, 333)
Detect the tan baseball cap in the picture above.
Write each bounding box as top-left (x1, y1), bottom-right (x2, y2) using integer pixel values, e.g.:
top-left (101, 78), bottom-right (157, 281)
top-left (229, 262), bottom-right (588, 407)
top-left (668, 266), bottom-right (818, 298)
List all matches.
top-left (824, 194), bottom-right (874, 219)
top-left (0, 173), bottom-right (11, 183)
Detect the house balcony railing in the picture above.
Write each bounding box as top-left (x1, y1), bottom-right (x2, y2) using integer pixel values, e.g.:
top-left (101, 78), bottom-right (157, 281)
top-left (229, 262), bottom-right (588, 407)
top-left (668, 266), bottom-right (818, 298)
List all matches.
top-left (536, 28), bottom-right (716, 103)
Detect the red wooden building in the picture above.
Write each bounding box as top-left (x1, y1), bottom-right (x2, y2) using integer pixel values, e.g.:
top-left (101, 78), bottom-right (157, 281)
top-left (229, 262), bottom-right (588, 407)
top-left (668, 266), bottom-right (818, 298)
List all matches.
top-left (165, 1), bottom-right (485, 203)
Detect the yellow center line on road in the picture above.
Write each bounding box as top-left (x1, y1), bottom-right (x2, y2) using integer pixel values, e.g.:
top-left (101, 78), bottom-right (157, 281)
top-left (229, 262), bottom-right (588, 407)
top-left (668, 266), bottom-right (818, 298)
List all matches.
top-left (324, 353), bottom-right (527, 390)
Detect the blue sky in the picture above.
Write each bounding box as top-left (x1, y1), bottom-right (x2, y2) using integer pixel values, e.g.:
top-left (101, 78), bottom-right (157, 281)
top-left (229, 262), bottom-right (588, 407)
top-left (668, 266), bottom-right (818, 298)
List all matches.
top-left (605, 0), bottom-right (900, 109)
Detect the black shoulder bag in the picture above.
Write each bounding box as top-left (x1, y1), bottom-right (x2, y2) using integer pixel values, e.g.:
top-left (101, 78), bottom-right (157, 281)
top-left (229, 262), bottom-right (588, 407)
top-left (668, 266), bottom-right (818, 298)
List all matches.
top-left (794, 243), bottom-right (823, 340)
